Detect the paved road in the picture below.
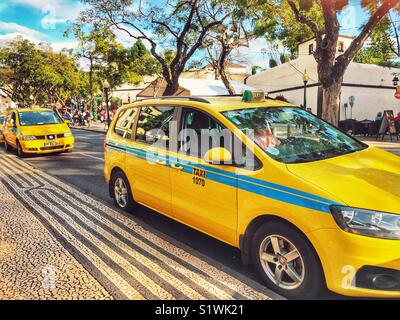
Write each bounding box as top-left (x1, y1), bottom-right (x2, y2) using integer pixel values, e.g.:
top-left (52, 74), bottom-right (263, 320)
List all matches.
top-left (0, 152), bottom-right (275, 300)
top-left (17, 128), bottom-right (348, 299)
top-left (21, 129), bottom-right (262, 286)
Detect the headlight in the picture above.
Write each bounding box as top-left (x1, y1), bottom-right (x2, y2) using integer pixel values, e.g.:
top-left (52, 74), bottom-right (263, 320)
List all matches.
top-left (22, 136), bottom-right (37, 141)
top-left (64, 132), bottom-right (72, 137)
top-left (330, 206), bottom-right (400, 240)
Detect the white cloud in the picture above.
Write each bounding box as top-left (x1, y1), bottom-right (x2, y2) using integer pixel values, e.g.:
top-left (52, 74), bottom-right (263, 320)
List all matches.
top-left (51, 39), bottom-right (77, 51)
top-left (0, 21), bottom-right (44, 38)
top-left (0, 32), bottom-right (41, 46)
top-left (12, 0), bottom-right (84, 26)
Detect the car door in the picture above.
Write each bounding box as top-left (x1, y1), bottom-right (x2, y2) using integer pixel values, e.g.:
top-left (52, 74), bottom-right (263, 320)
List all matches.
top-left (125, 105), bottom-right (175, 217)
top-left (170, 107), bottom-right (238, 245)
top-left (5, 111), bottom-right (17, 147)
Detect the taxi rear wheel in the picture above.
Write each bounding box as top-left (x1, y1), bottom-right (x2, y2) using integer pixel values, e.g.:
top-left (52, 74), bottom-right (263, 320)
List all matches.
top-left (251, 221), bottom-right (325, 300)
top-left (111, 171), bottom-right (135, 212)
top-left (4, 140), bottom-right (11, 152)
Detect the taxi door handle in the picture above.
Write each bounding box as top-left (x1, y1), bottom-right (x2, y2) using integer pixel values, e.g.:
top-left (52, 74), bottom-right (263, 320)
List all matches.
top-left (156, 160), bottom-right (167, 166)
top-left (171, 163), bottom-right (184, 171)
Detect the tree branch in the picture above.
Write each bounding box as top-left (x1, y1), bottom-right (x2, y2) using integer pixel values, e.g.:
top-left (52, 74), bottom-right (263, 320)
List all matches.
top-left (338, 0), bottom-right (397, 69)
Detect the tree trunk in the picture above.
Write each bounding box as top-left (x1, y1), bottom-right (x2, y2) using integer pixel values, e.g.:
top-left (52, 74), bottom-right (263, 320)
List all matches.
top-left (163, 73), bottom-right (181, 96)
top-left (219, 67), bottom-right (235, 95)
top-left (321, 81), bottom-right (342, 126)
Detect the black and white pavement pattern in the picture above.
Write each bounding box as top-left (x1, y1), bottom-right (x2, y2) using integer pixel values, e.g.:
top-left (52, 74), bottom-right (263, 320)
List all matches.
top-left (0, 151), bottom-right (281, 300)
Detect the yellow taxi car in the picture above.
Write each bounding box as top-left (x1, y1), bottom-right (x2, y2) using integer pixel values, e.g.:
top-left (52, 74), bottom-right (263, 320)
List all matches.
top-left (0, 114), bottom-right (5, 144)
top-left (3, 107), bottom-right (74, 157)
top-left (104, 92), bottom-right (400, 299)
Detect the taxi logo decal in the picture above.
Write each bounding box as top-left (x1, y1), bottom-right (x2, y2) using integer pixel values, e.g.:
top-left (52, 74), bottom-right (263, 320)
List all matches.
top-left (193, 168), bottom-right (206, 187)
top-left (106, 140), bottom-right (340, 213)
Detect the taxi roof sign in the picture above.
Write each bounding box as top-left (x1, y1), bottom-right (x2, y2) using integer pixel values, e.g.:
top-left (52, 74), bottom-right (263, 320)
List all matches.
top-left (242, 90), bottom-right (266, 103)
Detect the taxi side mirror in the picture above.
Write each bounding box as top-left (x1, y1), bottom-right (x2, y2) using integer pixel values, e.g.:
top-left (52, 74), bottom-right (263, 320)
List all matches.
top-left (7, 123), bottom-right (15, 128)
top-left (64, 120), bottom-right (71, 124)
top-left (204, 147), bottom-right (233, 165)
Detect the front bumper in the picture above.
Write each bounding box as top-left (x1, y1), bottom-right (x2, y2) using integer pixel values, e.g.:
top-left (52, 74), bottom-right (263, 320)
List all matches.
top-left (308, 228), bottom-right (400, 298)
top-left (21, 137), bottom-right (74, 154)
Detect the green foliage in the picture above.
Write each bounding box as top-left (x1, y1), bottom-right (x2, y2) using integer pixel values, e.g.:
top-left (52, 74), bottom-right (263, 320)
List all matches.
top-left (252, 65), bottom-right (265, 74)
top-left (0, 38), bottom-right (86, 107)
top-left (258, 0), bottom-right (324, 57)
top-left (269, 59), bottom-right (278, 68)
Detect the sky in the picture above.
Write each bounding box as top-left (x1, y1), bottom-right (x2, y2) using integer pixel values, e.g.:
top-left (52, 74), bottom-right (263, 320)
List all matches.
top-left (0, 0), bottom-right (375, 68)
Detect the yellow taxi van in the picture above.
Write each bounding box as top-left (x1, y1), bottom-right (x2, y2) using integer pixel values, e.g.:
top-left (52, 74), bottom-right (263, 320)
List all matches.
top-left (0, 114), bottom-right (5, 144)
top-left (3, 107), bottom-right (74, 157)
top-left (104, 92), bottom-right (400, 299)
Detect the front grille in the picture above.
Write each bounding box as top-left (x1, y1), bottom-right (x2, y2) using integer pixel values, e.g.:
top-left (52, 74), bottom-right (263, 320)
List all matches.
top-left (40, 145), bottom-right (64, 151)
top-left (46, 134), bottom-right (56, 140)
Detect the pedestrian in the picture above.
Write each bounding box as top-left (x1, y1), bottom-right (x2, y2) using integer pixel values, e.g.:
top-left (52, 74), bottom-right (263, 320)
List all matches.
top-left (375, 112), bottom-right (384, 121)
top-left (60, 106), bottom-right (73, 122)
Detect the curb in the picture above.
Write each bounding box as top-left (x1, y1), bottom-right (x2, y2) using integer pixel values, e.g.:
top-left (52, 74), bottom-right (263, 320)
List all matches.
top-left (71, 126), bottom-right (108, 134)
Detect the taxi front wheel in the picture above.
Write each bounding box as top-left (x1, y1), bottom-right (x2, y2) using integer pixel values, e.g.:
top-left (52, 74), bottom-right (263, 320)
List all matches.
top-left (111, 171), bottom-right (135, 212)
top-left (16, 141), bottom-right (26, 158)
top-left (251, 221), bottom-right (326, 300)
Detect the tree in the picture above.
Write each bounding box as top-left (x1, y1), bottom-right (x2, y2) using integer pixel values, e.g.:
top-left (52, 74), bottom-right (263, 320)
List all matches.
top-left (0, 38), bottom-right (86, 107)
top-left (203, 0), bottom-right (269, 94)
top-left (79, 0), bottom-right (231, 96)
top-left (354, 13), bottom-right (400, 66)
top-left (286, 0), bottom-right (400, 125)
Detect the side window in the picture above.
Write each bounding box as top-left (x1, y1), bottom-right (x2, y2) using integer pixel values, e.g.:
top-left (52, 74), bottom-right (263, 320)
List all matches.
top-left (9, 113), bottom-right (16, 126)
top-left (179, 108), bottom-right (230, 158)
top-left (135, 106), bottom-right (175, 148)
top-left (114, 107), bottom-right (138, 139)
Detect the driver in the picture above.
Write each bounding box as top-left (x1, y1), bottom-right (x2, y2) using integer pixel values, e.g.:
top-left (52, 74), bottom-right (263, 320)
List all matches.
top-left (253, 115), bottom-right (281, 150)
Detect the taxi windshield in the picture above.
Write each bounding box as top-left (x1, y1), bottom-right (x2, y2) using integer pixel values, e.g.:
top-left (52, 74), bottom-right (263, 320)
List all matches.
top-left (0, 116), bottom-right (4, 124)
top-left (19, 111), bottom-right (64, 126)
top-left (222, 107), bottom-right (367, 164)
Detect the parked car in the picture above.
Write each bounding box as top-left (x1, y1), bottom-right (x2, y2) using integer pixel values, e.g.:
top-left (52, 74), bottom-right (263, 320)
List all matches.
top-left (104, 91), bottom-right (400, 299)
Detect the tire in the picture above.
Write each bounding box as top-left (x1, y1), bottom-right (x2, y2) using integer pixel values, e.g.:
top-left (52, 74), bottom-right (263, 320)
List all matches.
top-left (251, 221), bottom-right (325, 300)
top-left (4, 140), bottom-right (12, 152)
top-left (16, 141), bottom-right (26, 158)
top-left (110, 171), bottom-right (136, 212)
top-left (64, 148), bottom-right (73, 153)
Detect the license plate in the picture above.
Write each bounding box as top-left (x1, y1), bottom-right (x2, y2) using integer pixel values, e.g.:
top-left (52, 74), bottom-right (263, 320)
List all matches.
top-left (44, 142), bottom-right (60, 147)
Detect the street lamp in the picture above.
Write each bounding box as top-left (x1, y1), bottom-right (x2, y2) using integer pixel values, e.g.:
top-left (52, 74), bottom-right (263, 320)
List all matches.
top-left (302, 69), bottom-right (309, 109)
top-left (103, 80), bottom-right (111, 127)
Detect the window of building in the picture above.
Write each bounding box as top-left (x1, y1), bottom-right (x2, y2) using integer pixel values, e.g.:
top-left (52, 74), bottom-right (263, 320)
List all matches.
top-left (338, 41), bottom-right (345, 52)
top-left (308, 43), bottom-right (314, 55)
top-left (114, 107), bottom-right (138, 139)
top-left (135, 106), bottom-right (175, 148)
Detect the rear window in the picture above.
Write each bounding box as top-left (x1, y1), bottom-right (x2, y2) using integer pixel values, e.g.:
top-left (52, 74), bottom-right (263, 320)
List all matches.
top-left (114, 108), bottom-right (138, 139)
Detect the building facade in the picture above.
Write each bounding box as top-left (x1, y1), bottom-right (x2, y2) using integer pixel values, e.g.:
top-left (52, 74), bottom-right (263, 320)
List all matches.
top-left (247, 36), bottom-right (400, 121)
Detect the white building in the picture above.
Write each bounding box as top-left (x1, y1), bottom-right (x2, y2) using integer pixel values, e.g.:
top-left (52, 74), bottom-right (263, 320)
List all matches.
top-left (136, 77), bottom-right (254, 98)
top-left (181, 63), bottom-right (249, 83)
top-left (247, 36), bottom-right (400, 121)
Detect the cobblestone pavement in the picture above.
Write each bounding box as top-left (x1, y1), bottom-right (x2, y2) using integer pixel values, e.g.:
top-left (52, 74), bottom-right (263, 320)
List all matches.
top-left (0, 152), bottom-right (280, 300)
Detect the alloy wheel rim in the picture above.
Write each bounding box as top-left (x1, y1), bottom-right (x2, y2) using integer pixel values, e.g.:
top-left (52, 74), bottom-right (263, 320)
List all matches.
top-left (114, 177), bottom-right (128, 208)
top-left (259, 235), bottom-right (305, 290)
